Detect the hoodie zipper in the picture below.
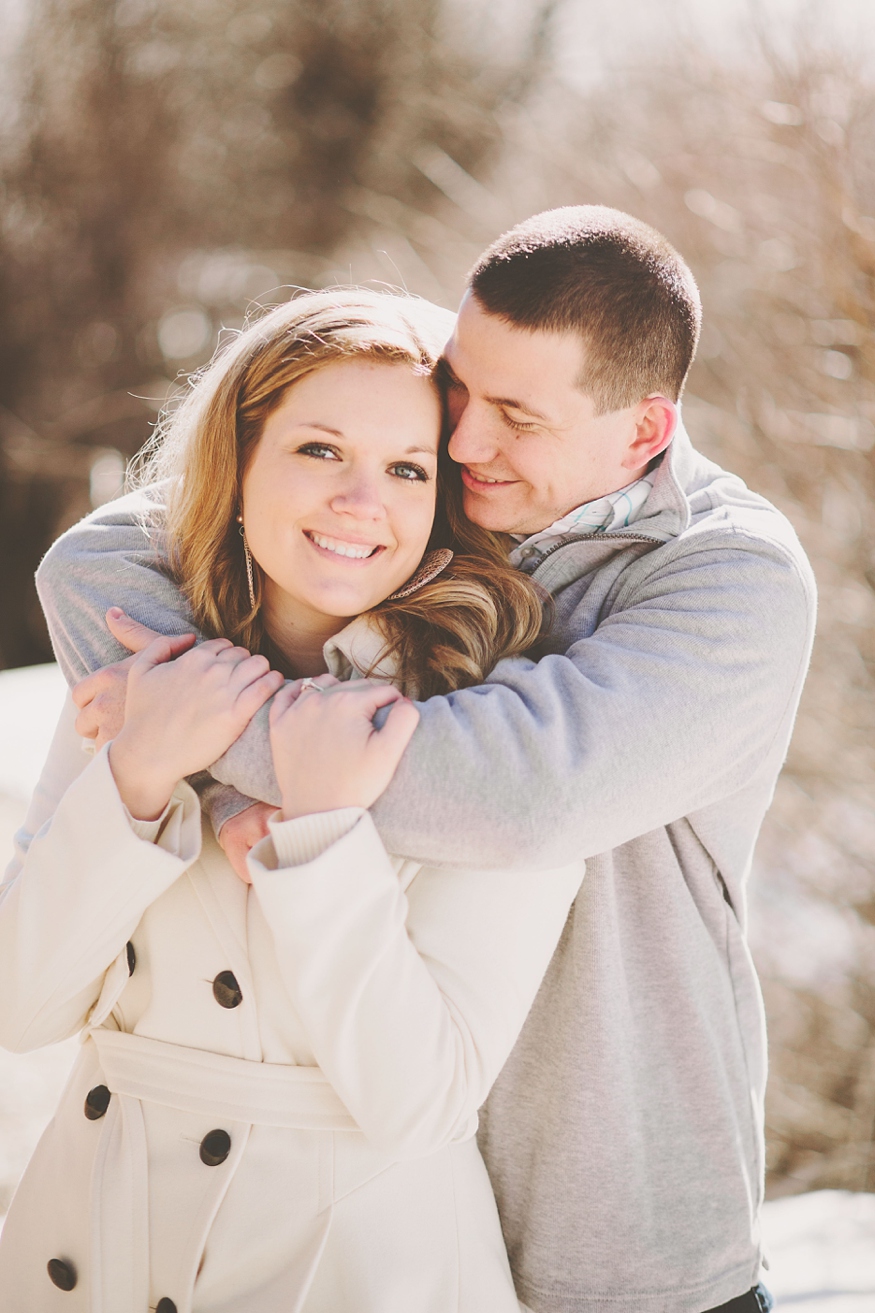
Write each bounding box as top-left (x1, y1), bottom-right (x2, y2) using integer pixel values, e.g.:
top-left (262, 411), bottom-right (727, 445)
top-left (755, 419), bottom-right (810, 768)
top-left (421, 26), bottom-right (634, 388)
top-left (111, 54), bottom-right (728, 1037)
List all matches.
top-left (529, 530), bottom-right (662, 571)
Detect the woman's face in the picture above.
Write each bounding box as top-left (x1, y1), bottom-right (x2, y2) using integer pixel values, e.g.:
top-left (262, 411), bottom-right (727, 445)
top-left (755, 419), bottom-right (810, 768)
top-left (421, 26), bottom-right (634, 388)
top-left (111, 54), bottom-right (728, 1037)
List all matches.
top-left (241, 357), bottom-right (442, 633)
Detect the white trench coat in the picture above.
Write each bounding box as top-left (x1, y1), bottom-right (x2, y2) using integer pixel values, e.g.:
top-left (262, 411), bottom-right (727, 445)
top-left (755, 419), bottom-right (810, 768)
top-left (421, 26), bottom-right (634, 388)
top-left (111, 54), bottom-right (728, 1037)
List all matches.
top-left (0, 621), bottom-right (584, 1312)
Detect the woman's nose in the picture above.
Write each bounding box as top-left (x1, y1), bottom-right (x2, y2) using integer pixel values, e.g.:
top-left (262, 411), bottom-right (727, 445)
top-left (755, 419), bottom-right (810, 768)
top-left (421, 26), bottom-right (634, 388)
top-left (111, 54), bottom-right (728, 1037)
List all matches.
top-left (329, 476), bottom-right (387, 519)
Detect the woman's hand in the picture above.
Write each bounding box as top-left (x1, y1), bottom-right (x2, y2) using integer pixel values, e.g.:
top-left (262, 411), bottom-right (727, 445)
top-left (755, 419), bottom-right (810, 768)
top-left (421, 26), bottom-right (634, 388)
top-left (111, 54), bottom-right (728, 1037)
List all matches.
top-left (269, 679), bottom-right (420, 820)
top-left (109, 634), bottom-right (284, 820)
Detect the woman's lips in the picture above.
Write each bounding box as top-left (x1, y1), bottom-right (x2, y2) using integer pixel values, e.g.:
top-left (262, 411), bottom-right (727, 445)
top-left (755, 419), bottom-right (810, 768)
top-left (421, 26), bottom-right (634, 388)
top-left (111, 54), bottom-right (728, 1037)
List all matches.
top-left (460, 466), bottom-right (517, 492)
top-left (304, 531), bottom-right (385, 562)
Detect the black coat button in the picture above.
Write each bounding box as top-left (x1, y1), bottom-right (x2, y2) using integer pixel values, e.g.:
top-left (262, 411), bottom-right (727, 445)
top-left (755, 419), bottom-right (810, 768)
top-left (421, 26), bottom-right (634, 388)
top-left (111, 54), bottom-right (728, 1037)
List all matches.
top-left (47, 1258), bottom-right (77, 1290)
top-left (126, 941), bottom-right (136, 975)
top-left (156, 1300), bottom-right (178, 1313)
top-left (199, 1129), bottom-right (231, 1166)
top-left (212, 971), bottom-right (243, 1009)
top-left (84, 1085), bottom-right (111, 1120)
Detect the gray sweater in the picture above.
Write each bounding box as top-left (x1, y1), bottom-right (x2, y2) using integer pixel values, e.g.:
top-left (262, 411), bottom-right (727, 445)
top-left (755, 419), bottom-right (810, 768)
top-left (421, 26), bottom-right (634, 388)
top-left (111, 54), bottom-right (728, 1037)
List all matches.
top-left (36, 424), bottom-right (816, 1313)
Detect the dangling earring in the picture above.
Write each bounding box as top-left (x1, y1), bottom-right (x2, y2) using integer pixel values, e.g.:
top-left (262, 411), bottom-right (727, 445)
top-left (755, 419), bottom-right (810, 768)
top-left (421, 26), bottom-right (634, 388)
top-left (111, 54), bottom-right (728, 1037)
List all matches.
top-left (236, 514), bottom-right (256, 611)
top-left (387, 548), bottom-right (454, 600)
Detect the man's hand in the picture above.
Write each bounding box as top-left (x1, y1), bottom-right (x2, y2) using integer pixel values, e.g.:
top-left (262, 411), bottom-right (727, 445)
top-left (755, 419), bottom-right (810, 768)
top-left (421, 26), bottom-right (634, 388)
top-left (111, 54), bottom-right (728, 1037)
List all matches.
top-left (72, 608), bottom-right (179, 745)
top-left (218, 802), bottom-right (279, 884)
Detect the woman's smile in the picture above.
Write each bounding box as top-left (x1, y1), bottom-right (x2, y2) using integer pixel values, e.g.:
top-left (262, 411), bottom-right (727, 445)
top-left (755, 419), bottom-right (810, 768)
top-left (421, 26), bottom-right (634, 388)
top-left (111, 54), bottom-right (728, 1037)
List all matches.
top-left (304, 530), bottom-right (387, 561)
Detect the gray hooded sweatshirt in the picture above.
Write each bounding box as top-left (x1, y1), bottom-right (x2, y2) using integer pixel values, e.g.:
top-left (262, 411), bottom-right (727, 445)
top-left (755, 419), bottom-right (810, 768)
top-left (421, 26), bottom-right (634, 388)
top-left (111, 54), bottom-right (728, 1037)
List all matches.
top-left (34, 424), bottom-right (816, 1313)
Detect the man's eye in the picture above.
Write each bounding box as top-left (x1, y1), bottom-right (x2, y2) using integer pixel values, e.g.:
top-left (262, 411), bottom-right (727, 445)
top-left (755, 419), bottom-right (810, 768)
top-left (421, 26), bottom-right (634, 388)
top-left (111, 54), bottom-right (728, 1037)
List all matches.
top-left (389, 462), bottom-right (429, 482)
top-left (297, 442), bottom-right (340, 460)
top-left (502, 414), bottom-right (536, 433)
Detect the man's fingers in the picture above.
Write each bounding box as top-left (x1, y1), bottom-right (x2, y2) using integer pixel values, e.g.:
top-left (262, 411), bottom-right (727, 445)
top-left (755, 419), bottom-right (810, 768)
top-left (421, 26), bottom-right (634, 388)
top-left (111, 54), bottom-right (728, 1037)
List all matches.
top-left (72, 667), bottom-right (108, 709)
top-left (218, 801), bottom-right (278, 884)
top-left (74, 703), bottom-right (100, 740)
top-left (105, 608), bottom-right (168, 653)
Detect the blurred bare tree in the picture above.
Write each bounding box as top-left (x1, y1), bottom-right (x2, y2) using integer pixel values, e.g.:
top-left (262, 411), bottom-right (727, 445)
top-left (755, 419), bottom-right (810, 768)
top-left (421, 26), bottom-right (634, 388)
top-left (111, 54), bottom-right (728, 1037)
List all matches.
top-left (0, 0), bottom-right (553, 667)
top-left (2, 0), bottom-right (873, 1201)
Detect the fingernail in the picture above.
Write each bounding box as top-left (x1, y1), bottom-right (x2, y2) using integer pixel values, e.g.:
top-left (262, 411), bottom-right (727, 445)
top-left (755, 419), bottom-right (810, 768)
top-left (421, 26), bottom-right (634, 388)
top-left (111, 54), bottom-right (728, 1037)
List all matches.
top-left (107, 607), bottom-right (123, 619)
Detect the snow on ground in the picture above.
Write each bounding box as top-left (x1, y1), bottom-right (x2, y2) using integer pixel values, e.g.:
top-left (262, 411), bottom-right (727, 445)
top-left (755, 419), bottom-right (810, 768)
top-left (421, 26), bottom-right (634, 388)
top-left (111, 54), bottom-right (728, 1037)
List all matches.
top-left (0, 664), bottom-right (874, 1299)
top-left (761, 1191), bottom-right (875, 1310)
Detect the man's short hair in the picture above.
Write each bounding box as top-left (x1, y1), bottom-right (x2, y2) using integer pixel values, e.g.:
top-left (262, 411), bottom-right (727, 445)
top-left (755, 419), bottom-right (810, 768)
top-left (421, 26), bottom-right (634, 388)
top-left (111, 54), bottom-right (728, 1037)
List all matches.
top-left (468, 206), bottom-right (702, 414)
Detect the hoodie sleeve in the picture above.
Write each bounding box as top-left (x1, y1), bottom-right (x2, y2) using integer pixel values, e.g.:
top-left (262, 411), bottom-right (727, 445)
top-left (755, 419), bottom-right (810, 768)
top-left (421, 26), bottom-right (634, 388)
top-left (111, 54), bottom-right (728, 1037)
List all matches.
top-left (368, 532), bottom-right (816, 866)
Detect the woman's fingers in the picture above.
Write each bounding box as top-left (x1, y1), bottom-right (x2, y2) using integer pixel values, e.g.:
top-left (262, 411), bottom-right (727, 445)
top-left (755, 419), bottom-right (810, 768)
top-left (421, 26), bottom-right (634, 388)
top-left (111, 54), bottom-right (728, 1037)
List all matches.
top-left (226, 651), bottom-right (270, 689)
top-left (273, 672), bottom-right (339, 712)
top-left (340, 681), bottom-right (406, 720)
top-left (269, 681), bottom-right (300, 726)
top-left (195, 637), bottom-right (236, 658)
top-left (131, 631), bottom-right (197, 673)
top-left (371, 698), bottom-right (420, 762)
top-left (234, 668), bottom-right (285, 721)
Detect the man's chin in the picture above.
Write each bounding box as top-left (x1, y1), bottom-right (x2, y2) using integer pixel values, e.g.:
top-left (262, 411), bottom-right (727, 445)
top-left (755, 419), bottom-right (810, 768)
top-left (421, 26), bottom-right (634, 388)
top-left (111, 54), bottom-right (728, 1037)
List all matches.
top-left (461, 488), bottom-right (519, 533)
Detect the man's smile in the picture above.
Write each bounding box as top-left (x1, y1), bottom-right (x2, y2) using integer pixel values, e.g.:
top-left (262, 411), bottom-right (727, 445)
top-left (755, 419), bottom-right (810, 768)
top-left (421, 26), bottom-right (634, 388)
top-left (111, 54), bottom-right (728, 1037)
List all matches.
top-left (460, 466), bottom-right (518, 491)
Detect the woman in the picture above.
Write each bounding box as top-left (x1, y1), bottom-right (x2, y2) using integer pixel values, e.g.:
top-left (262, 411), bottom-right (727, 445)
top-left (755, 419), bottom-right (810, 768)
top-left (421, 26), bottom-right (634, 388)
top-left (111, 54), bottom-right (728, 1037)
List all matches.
top-left (0, 290), bottom-right (583, 1312)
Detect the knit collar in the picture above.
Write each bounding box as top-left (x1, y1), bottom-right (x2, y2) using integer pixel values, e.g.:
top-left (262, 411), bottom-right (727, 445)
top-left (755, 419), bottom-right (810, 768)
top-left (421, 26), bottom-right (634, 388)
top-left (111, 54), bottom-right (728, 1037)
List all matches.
top-left (322, 614), bottom-right (395, 683)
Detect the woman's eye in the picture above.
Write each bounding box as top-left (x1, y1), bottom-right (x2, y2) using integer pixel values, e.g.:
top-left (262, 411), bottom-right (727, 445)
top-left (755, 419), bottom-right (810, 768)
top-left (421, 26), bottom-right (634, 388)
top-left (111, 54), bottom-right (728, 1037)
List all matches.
top-left (297, 442), bottom-right (341, 460)
top-left (389, 462), bottom-right (429, 482)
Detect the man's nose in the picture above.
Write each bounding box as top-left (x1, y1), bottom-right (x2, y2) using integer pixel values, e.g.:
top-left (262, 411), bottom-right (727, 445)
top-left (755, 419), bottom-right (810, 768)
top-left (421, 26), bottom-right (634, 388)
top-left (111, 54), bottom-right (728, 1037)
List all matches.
top-left (447, 403), bottom-right (501, 466)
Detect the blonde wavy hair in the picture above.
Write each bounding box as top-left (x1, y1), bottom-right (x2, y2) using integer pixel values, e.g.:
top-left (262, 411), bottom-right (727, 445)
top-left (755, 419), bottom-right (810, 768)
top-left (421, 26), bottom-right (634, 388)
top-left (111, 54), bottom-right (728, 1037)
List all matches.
top-left (135, 288), bottom-right (547, 699)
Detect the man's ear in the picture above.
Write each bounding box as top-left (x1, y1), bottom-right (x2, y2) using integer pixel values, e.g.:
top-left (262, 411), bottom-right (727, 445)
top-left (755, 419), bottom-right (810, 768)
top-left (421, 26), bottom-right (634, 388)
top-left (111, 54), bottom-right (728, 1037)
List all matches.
top-left (621, 396), bottom-right (677, 471)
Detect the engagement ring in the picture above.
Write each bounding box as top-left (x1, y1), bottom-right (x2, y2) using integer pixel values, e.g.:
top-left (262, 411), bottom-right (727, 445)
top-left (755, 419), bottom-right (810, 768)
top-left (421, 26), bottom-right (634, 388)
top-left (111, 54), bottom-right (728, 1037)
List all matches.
top-left (299, 677), bottom-right (326, 695)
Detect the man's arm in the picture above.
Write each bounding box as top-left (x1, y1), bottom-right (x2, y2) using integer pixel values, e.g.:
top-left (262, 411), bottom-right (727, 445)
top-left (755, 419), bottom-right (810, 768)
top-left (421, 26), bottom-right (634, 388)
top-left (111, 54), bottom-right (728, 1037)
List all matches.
top-left (361, 532), bottom-right (816, 868)
top-left (36, 484), bottom-right (201, 683)
top-left (39, 496), bottom-right (816, 870)
top-left (36, 488), bottom-right (264, 837)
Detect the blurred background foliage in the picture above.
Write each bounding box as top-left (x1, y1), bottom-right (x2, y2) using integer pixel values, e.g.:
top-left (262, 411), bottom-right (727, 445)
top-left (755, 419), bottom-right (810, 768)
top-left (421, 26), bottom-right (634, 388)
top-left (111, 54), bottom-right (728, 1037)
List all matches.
top-left (0, 0), bottom-right (873, 1200)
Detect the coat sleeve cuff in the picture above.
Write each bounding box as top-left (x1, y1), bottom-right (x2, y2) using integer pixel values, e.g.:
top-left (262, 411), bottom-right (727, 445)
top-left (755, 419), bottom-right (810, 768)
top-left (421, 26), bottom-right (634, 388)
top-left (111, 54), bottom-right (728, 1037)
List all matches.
top-left (254, 808), bottom-right (365, 870)
top-left (121, 784), bottom-right (200, 857)
top-left (97, 744), bottom-right (202, 863)
top-left (123, 801), bottom-right (172, 843)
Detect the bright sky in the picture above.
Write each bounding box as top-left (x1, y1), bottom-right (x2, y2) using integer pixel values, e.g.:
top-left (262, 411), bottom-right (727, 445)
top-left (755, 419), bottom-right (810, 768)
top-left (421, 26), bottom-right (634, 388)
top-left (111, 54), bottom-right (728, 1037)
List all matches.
top-left (555, 0), bottom-right (875, 88)
top-left (2, 0), bottom-right (872, 79)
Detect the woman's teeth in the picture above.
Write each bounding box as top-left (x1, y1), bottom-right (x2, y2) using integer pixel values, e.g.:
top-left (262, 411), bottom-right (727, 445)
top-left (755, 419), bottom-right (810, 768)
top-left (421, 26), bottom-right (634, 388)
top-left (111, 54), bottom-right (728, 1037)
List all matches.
top-left (308, 532), bottom-right (377, 559)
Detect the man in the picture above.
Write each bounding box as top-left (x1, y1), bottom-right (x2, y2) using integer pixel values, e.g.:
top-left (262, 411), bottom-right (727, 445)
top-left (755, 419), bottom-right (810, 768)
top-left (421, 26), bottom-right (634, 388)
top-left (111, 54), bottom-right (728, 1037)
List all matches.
top-left (34, 207), bottom-right (814, 1313)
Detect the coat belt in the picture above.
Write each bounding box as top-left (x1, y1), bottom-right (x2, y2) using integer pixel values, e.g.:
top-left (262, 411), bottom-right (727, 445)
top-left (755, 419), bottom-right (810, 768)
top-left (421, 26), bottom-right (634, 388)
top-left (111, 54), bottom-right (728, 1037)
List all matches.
top-left (85, 1029), bottom-right (349, 1313)
top-left (90, 1027), bottom-right (359, 1129)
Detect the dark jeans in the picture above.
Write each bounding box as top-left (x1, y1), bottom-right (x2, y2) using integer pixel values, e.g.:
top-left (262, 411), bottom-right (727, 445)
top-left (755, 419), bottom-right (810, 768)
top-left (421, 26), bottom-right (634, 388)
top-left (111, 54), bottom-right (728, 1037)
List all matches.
top-left (703, 1284), bottom-right (773, 1313)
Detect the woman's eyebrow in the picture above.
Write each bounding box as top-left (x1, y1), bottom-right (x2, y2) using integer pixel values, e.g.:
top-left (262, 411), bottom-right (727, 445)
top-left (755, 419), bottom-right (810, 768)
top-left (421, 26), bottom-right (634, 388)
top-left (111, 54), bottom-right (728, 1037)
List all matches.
top-left (295, 424), bottom-right (435, 457)
top-left (297, 422), bottom-right (344, 437)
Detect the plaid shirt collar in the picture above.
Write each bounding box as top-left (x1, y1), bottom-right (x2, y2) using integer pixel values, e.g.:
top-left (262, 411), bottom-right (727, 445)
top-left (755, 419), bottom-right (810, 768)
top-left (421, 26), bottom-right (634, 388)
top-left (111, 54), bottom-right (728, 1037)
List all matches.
top-left (509, 468), bottom-right (658, 568)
